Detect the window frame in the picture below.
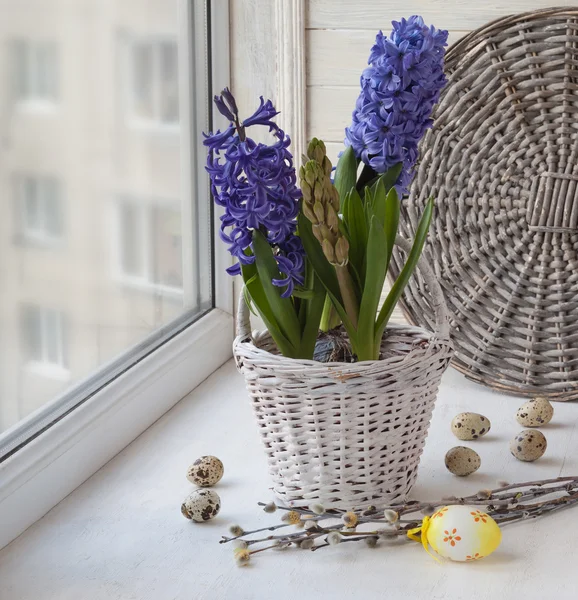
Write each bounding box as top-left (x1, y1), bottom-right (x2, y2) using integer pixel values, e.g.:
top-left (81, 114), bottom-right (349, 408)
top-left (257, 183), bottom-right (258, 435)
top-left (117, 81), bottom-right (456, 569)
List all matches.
top-left (0, 0), bottom-right (233, 550)
top-left (13, 38), bottom-right (59, 111)
top-left (124, 35), bottom-right (180, 132)
top-left (113, 196), bottom-right (185, 297)
top-left (21, 304), bottom-right (69, 380)
top-left (15, 174), bottom-right (65, 246)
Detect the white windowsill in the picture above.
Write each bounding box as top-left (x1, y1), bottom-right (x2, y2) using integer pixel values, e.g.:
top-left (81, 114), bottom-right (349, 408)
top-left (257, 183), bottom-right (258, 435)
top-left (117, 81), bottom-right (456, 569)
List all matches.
top-left (115, 274), bottom-right (184, 299)
top-left (15, 99), bottom-right (59, 114)
top-left (0, 308), bottom-right (233, 549)
top-left (0, 360), bottom-right (576, 599)
top-left (19, 232), bottom-right (65, 249)
top-left (126, 117), bottom-right (180, 135)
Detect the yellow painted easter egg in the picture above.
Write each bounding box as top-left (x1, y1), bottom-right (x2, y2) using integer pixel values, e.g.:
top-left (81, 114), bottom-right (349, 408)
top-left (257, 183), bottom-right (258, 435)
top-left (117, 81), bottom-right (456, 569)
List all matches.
top-left (426, 505), bottom-right (501, 562)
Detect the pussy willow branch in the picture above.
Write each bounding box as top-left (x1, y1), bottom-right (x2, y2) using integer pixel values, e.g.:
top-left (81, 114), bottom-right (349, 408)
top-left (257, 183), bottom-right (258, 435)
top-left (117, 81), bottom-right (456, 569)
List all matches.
top-left (220, 476), bottom-right (578, 554)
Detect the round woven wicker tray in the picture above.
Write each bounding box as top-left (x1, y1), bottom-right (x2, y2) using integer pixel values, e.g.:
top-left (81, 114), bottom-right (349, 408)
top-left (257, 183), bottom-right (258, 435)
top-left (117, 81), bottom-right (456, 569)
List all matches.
top-left (391, 7), bottom-right (578, 400)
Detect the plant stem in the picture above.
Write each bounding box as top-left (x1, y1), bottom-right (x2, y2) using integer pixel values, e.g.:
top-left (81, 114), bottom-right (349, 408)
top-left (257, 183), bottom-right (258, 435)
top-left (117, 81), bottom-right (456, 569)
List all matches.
top-left (335, 265), bottom-right (359, 329)
top-left (319, 294), bottom-right (337, 332)
top-left (355, 336), bottom-right (379, 362)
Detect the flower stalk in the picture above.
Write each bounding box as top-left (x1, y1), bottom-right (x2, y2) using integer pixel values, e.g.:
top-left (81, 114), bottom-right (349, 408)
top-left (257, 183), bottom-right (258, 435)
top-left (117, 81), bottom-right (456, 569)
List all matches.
top-left (205, 16), bottom-right (449, 362)
top-left (299, 141), bottom-right (359, 329)
top-left (298, 15), bottom-right (448, 360)
top-left (345, 16), bottom-right (448, 193)
top-left (204, 89), bottom-right (325, 359)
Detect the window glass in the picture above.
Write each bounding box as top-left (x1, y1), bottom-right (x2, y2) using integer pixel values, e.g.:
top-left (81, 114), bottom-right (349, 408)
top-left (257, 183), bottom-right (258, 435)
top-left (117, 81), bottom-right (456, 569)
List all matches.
top-left (16, 175), bottom-right (63, 242)
top-left (21, 305), bottom-right (66, 368)
top-left (159, 41), bottom-right (179, 123)
top-left (13, 40), bottom-right (58, 102)
top-left (152, 206), bottom-right (183, 289)
top-left (129, 39), bottom-right (179, 125)
top-left (131, 42), bottom-right (155, 121)
top-left (119, 202), bottom-right (145, 278)
top-left (0, 0), bottom-right (213, 439)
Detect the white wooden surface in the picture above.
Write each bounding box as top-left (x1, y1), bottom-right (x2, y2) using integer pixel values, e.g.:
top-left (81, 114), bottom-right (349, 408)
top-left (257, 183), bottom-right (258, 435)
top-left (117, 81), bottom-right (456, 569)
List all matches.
top-left (305, 0), bottom-right (578, 145)
top-left (0, 309), bottom-right (234, 550)
top-left (307, 0), bottom-right (578, 30)
top-left (1, 358), bottom-right (577, 600)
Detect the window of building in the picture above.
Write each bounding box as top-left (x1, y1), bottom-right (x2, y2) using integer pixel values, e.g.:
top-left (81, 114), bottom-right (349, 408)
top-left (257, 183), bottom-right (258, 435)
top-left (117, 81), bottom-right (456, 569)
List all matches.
top-left (15, 175), bottom-right (64, 243)
top-left (1, 0), bottom-right (219, 449)
top-left (13, 40), bottom-right (58, 104)
top-left (128, 39), bottom-right (179, 127)
top-left (117, 200), bottom-right (183, 293)
top-left (21, 305), bottom-right (67, 370)
top-left (0, 0), bottom-right (231, 549)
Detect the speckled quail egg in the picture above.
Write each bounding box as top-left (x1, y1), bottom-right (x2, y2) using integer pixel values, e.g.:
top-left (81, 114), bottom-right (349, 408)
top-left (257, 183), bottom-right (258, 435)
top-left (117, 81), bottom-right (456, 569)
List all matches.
top-left (181, 489), bottom-right (221, 522)
top-left (516, 398), bottom-right (554, 428)
top-left (186, 455), bottom-right (224, 487)
top-left (445, 446), bottom-right (481, 476)
top-left (450, 412), bottom-right (491, 440)
top-left (510, 430), bottom-right (547, 462)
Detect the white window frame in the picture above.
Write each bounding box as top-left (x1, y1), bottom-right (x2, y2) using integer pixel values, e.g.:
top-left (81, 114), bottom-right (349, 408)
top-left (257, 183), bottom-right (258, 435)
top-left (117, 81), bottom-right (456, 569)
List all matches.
top-left (21, 305), bottom-right (69, 381)
top-left (15, 174), bottom-right (64, 246)
top-left (124, 35), bottom-right (180, 132)
top-left (112, 197), bottom-right (184, 297)
top-left (13, 39), bottom-right (59, 112)
top-left (0, 0), bottom-right (233, 550)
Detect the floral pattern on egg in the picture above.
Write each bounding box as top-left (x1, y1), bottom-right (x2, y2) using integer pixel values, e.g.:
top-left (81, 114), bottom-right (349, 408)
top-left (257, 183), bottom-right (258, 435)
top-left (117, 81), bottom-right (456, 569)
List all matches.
top-left (427, 505), bottom-right (502, 562)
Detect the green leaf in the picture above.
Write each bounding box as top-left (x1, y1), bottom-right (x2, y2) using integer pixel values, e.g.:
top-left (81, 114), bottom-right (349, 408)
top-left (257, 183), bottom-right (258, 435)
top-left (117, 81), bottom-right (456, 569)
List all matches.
top-left (333, 146), bottom-right (358, 204)
top-left (252, 230), bottom-right (302, 350)
top-left (338, 215), bottom-right (350, 240)
top-left (356, 216), bottom-right (389, 361)
top-left (374, 197), bottom-right (434, 348)
top-left (242, 277), bottom-right (258, 316)
top-left (338, 192), bottom-right (351, 240)
top-left (383, 187), bottom-right (400, 272)
top-left (361, 163), bottom-right (403, 197)
top-left (299, 268), bottom-right (325, 359)
top-left (364, 186), bottom-right (373, 209)
top-left (345, 188), bottom-right (368, 286)
top-left (298, 213), bottom-right (358, 349)
top-left (371, 179), bottom-right (387, 227)
top-left (379, 163), bottom-right (403, 194)
top-left (298, 213), bottom-right (342, 303)
top-left (241, 261), bottom-right (297, 357)
top-left (292, 288), bottom-right (315, 300)
top-left (356, 162), bottom-right (378, 192)
top-left (364, 187), bottom-right (374, 226)
top-left (340, 190), bottom-right (351, 235)
top-left (319, 294), bottom-right (341, 332)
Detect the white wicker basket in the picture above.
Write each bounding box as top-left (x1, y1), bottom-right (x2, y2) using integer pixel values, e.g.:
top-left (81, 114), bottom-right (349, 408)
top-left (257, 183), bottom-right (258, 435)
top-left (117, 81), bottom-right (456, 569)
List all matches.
top-left (234, 237), bottom-right (453, 509)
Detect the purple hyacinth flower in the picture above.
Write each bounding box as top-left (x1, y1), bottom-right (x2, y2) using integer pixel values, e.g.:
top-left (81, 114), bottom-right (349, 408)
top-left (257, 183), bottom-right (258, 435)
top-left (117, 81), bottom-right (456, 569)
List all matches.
top-left (204, 89), bottom-right (304, 296)
top-left (345, 16), bottom-right (448, 194)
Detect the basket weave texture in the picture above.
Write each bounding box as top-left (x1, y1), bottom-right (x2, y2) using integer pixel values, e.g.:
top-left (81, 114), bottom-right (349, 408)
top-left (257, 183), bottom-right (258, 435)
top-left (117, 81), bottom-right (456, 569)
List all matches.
top-left (392, 8), bottom-right (578, 400)
top-left (234, 237), bottom-right (453, 509)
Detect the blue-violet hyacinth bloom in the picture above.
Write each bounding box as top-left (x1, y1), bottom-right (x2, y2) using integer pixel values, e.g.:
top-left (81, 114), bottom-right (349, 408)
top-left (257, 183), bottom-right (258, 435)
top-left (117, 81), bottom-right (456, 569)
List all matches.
top-left (345, 16), bottom-right (448, 194)
top-left (203, 89), bottom-right (304, 297)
